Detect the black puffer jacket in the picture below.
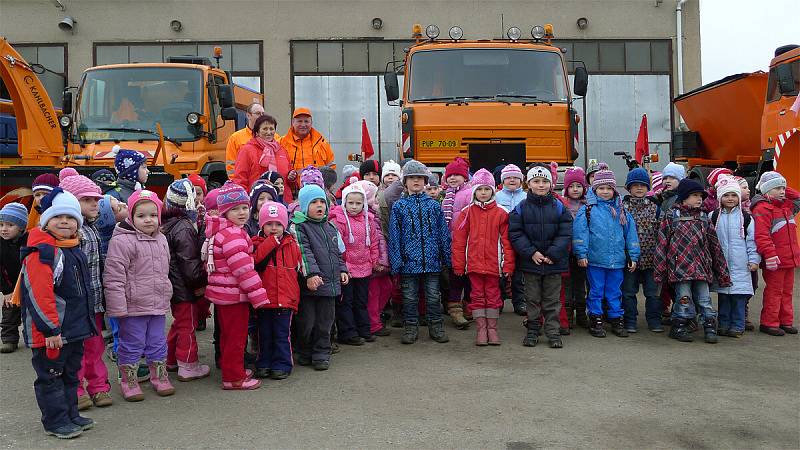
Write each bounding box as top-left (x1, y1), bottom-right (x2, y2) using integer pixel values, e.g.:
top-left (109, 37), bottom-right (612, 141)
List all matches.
top-left (162, 208), bottom-right (207, 303)
top-left (508, 192), bottom-right (573, 275)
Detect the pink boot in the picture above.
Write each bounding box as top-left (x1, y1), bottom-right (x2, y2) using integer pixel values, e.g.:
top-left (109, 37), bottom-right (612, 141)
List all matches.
top-left (222, 377), bottom-right (262, 390)
top-left (474, 309), bottom-right (488, 346)
top-left (148, 361), bottom-right (175, 396)
top-left (487, 309), bottom-right (501, 345)
top-left (119, 364), bottom-right (144, 402)
top-left (177, 360), bottom-right (210, 382)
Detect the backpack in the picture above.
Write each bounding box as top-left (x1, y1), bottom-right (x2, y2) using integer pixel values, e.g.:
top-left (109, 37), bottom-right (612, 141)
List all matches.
top-left (710, 209), bottom-right (751, 230)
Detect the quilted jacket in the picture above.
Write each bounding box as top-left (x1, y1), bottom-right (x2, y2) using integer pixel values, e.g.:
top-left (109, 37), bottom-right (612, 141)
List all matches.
top-left (253, 232), bottom-right (302, 311)
top-left (572, 195), bottom-right (640, 270)
top-left (750, 187), bottom-right (800, 269)
top-left (451, 199), bottom-right (515, 276)
top-left (388, 192), bottom-right (451, 275)
top-left (508, 191), bottom-right (573, 275)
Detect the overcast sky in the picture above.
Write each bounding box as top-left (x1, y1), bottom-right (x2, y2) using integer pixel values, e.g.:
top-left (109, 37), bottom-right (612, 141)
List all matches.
top-left (700, 0), bottom-right (798, 84)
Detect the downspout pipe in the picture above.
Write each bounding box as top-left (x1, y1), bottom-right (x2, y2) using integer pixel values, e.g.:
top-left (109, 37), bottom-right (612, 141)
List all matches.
top-left (676, 0), bottom-right (688, 127)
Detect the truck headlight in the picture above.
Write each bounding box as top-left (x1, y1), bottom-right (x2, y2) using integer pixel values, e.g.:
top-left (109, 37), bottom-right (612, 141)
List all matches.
top-left (186, 112), bottom-right (200, 125)
top-left (59, 115), bottom-right (72, 128)
top-left (507, 27), bottom-right (522, 41)
top-left (449, 26), bottom-right (463, 40)
top-left (425, 25), bottom-right (440, 39)
top-left (531, 25), bottom-right (546, 39)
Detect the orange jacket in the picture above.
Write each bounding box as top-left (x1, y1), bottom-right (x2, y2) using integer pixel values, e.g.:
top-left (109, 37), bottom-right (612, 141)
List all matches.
top-left (451, 200), bottom-right (515, 276)
top-left (280, 128), bottom-right (335, 171)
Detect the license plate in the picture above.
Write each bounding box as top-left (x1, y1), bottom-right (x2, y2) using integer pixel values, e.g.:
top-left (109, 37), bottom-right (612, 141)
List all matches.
top-left (79, 131), bottom-right (111, 140)
top-left (418, 139), bottom-right (458, 149)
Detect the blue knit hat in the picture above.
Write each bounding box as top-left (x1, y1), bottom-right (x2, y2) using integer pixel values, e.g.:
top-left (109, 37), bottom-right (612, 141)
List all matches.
top-left (675, 178), bottom-right (707, 204)
top-left (662, 162), bottom-right (686, 181)
top-left (625, 168), bottom-right (651, 190)
top-left (96, 195), bottom-right (117, 232)
top-left (0, 202), bottom-right (28, 229)
top-left (250, 182), bottom-right (279, 213)
top-left (38, 188), bottom-right (83, 229)
top-left (298, 185), bottom-right (327, 215)
top-left (114, 149), bottom-right (147, 182)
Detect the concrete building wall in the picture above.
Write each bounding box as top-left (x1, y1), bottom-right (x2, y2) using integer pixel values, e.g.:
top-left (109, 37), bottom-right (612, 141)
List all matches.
top-left (0, 0), bottom-right (701, 128)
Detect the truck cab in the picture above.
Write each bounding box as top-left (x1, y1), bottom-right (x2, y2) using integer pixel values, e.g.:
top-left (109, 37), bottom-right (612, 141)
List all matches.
top-left (385, 24), bottom-right (588, 173)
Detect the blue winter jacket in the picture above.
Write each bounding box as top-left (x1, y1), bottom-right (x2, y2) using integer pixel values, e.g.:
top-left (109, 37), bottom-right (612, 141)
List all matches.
top-left (508, 192), bottom-right (573, 275)
top-left (495, 187), bottom-right (525, 213)
top-left (712, 207), bottom-right (760, 295)
top-left (572, 194), bottom-right (640, 269)
top-left (389, 192), bottom-right (451, 274)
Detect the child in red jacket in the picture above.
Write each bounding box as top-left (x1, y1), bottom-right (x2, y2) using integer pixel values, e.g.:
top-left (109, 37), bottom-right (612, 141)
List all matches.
top-left (252, 202), bottom-right (301, 379)
top-left (451, 169), bottom-right (515, 346)
top-left (751, 172), bottom-right (800, 336)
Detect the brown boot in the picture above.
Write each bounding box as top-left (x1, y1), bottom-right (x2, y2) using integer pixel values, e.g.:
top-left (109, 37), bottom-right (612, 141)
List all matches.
top-left (447, 302), bottom-right (470, 329)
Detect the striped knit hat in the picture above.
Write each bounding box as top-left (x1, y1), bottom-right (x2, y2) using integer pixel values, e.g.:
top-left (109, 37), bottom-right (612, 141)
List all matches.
top-left (300, 165), bottom-right (325, 189)
top-left (707, 168), bottom-right (733, 187)
top-left (591, 163), bottom-right (616, 190)
top-left (32, 173), bottom-right (59, 193)
top-left (165, 179), bottom-right (197, 211)
top-left (0, 202), bottom-right (28, 229)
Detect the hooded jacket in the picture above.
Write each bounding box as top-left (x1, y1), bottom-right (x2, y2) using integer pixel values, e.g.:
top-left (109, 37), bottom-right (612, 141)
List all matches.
top-left (103, 220), bottom-right (172, 317)
top-left (20, 228), bottom-right (97, 348)
top-left (204, 215), bottom-right (269, 307)
top-left (572, 195), bottom-right (640, 269)
top-left (712, 206), bottom-right (760, 294)
top-left (654, 204), bottom-right (732, 285)
top-left (508, 191), bottom-right (573, 275)
top-left (389, 192), bottom-right (451, 275)
top-left (162, 208), bottom-right (207, 304)
top-left (451, 198), bottom-right (515, 276)
top-left (290, 211), bottom-right (348, 297)
top-left (750, 187), bottom-right (800, 269)
top-left (495, 186), bottom-right (525, 213)
top-left (253, 232), bottom-right (302, 311)
top-left (329, 205), bottom-right (380, 278)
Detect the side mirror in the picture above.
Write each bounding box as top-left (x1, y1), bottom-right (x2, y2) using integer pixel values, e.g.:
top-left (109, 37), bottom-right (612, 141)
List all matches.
top-left (776, 64), bottom-right (795, 95)
top-left (221, 107), bottom-right (237, 121)
top-left (62, 91), bottom-right (73, 115)
top-left (384, 71), bottom-right (399, 102)
top-left (218, 84), bottom-right (234, 109)
top-left (573, 66), bottom-right (588, 97)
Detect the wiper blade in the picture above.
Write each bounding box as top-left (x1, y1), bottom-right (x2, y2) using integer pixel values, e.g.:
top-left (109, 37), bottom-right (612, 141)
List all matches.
top-left (97, 127), bottom-right (182, 147)
top-left (494, 94), bottom-right (552, 105)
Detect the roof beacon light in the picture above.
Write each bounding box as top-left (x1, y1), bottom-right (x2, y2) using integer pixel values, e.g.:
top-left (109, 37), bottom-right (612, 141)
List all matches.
top-left (531, 25), bottom-right (546, 39)
top-left (449, 26), bottom-right (463, 40)
top-left (544, 23), bottom-right (554, 37)
top-left (507, 26), bottom-right (522, 41)
top-left (425, 24), bottom-right (440, 39)
top-left (412, 23), bottom-right (422, 38)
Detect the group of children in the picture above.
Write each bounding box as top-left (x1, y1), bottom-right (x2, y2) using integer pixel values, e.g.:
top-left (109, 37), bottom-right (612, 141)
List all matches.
top-left (0, 149), bottom-right (798, 439)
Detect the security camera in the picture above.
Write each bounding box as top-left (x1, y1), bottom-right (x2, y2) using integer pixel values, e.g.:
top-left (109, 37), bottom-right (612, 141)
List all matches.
top-left (58, 16), bottom-right (76, 32)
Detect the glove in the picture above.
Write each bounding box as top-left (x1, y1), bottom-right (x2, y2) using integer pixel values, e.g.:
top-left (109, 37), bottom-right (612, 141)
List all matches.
top-left (765, 256), bottom-right (780, 271)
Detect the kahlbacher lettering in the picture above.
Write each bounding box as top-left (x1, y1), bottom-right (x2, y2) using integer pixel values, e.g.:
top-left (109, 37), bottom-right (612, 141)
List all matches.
top-left (24, 75), bottom-right (57, 129)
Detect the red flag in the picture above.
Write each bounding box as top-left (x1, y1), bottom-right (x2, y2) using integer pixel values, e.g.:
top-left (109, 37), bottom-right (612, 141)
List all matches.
top-left (634, 114), bottom-right (649, 164)
top-left (361, 119), bottom-right (375, 159)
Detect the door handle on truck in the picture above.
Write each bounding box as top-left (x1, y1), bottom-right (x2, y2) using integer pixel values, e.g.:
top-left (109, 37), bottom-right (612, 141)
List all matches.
top-left (779, 109), bottom-right (786, 115)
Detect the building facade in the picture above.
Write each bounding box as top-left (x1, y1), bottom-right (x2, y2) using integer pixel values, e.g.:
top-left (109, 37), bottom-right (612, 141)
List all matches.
top-left (1, 0), bottom-right (701, 176)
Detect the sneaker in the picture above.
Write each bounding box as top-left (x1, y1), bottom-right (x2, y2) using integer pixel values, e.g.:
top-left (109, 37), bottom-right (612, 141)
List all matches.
top-left (312, 360), bottom-right (330, 371)
top-left (744, 320), bottom-right (755, 331)
top-left (71, 415), bottom-right (94, 431)
top-left (91, 391), bottom-right (113, 407)
top-left (649, 325), bottom-right (665, 333)
top-left (0, 342), bottom-right (18, 353)
top-left (254, 368), bottom-right (271, 379)
top-left (374, 327), bottom-right (391, 337)
top-left (222, 377), bottom-right (261, 390)
top-left (428, 320), bottom-right (449, 343)
top-left (513, 303), bottom-right (527, 316)
top-left (759, 325), bottom-right (785, 336)
top-left (361, 334), bottom-right (378, 343)
top-left (269, 370), bottom-right (289, 380)
top-left (401, 324), bottom-right (418, 344)
top-left (725, 329), bottom-right (744, 338)
top-left (625, 326), bottom-right (638, 334)
top-left (177, 361), bottom-right (210, 382)
top-left (779, 325), bottom-right (798, 334)
top-left (77, 394), bottom-right (93, 411)
top-left (522, 329), bottom-right (538, 347)
top-left (342, 336), bottom-right (365, 346)
top-left (45, 423), bottom-right (82, 439)
top-left (548, 337), bottom-right (563, 349)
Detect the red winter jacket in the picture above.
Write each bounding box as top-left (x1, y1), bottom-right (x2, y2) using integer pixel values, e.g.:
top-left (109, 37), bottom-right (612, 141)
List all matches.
top-left (751, 187), bottom-right (800, 269)
top-left (451, 200), bottom-right (515, 276)
top-left (252, 233), bottom-right (302, 311)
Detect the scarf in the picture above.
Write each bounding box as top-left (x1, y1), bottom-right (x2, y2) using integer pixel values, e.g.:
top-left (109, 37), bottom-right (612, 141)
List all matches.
top-left (256, 137), bottom-right (281, 172)
top-left (10, 233), bottom-right (80, 306)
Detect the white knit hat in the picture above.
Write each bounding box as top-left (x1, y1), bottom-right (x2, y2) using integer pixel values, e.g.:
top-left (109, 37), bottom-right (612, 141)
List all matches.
top-left (341, 182), bottom-right (370, 246)
top-left (382, 160), bottom-right (401, 181)
top-left (526, 165), bottom-right (553, 183)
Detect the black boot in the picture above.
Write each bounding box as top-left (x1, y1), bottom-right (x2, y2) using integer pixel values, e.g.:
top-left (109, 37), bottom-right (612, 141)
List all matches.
top-left (523, 326), bottom-right (539, 347)
top-left (703, 317), bottom-right (718, 344)
top-left (428, 319), bottom-right (449, 343)
top-left (589, 315), bottom-right (606, 338)
top-left (669, 318), bottom-right (693, 342)
top-left (401, 323), bottom-right (418, 344)
top-left (390, 304), bottom-right (404, 328)
top-left (575, 307), bottom-right (589, 328)
top-left (611, 318), bottom-right (629, 337)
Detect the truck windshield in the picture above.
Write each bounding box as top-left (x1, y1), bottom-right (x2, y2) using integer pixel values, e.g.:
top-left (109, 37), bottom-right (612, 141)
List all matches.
top-left (74, 67), bottom-right (203, 142)
top-left (409, 48), bottom-right (568, 103)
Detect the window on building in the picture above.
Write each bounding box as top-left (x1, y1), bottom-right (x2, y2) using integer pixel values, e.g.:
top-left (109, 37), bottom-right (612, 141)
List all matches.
top-left (291, 40), bottom-right (415, 74)
top-left (555, 39), bottom-right (671, 74)
top-left (2, 44), bottom-right (67, 103)
top-left (94, 41), bottom-right (263, 92)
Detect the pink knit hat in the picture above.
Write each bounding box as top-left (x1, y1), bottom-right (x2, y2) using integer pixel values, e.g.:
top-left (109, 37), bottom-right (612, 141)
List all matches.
top-left (258, 201), bottom-right (288, 229)
top-left (204, 188), bottom-right (221, 211)
top-left (216, 184), bottom-right (250, 216)
top-left (562, 167), bottom-right (587, 196)
top-left (128, 189), bottom-right (163, 224)
top-left (549, 162), bottom-right (559, 185)
top-left (649, 171), bottom-right (663, 194)
top-left (470, 168), bottom-right (496, 200)
top-left (591, 163), bottom-right (616, 190)
top-left (500, 164), bottom-right (524, 182)
top-left (59, 171), bottom-right (103, 200)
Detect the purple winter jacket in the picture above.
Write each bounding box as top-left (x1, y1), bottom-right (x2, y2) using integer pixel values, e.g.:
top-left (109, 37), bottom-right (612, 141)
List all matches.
top-left (103, 220), bottom-right (172, 318)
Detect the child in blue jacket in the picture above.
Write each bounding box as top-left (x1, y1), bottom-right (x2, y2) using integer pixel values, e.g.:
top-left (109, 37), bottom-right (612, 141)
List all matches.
top-left (389, 160), bottom-right (451, 345)
top-left (573, 163), bottom-right (640, 338)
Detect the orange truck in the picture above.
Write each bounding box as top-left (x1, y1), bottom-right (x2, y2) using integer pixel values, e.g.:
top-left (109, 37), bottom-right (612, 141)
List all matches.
top-left (0, 38), bottom-right (261, 204)
top-left (384, 24), bottom-right (587, 174)
top-left (673, 44), bottom-right (799, 190)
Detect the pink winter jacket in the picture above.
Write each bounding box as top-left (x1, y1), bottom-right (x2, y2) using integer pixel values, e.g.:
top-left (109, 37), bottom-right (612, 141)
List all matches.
top-left (204, 215), bottom-right (269, 307)
top-left (370, 206), bottom-right (390, 270)
top-left (329, 205), bottom-right (380, 278)
top-left (103, 220), bottom-right (172, 318)
top-left (450, 182), bottom-right (475, 231)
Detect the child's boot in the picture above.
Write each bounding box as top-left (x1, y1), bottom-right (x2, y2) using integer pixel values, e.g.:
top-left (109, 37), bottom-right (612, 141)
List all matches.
top-left (522, 324), bottom-right (539, 347)
top-left (177, 360), bottom-right (211, 382)
top-left (119, 364), bottom-right (145, 402)
top-left (486, 309), bottom-right (501, 345)
top-left (669, 318), bottom-right (694, 342)
top-left (447, 302), bottom-right (470, 329)
top-left (401, 322), bottom-right (418, 344)
top-left (703, 318), bottom-right (718, 344)
top-left (474, 309), bottom-right (488, 346)
top-left (148, 361), bottom-right (176, 396)
top-left (589, 315), bottom-right (606, 338)
top-left (611, 318), bottom-right (629, 337)
top-left (428, 319), bottom-right (449, 343)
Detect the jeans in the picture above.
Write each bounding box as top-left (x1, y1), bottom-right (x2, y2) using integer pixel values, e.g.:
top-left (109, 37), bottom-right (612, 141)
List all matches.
top-left (718, 293), bottom-right (749, 332)
top-left (401, 273), bottom-right (443, 325)
top-left (621, 268), bottom-right (662, 329)
top-left (672, 280), bottom-right (716, 321)
top-left (32, 341), bottom-right (84, 432)
top-left (585, 266), bottom-right (624, 319)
